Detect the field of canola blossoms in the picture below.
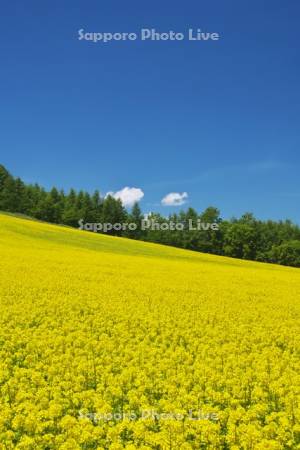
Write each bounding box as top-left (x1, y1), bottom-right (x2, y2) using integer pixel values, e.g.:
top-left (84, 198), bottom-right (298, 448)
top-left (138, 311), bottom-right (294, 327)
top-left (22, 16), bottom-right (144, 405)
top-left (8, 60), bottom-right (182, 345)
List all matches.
top-left (0, 213), bottom-right (300, 449)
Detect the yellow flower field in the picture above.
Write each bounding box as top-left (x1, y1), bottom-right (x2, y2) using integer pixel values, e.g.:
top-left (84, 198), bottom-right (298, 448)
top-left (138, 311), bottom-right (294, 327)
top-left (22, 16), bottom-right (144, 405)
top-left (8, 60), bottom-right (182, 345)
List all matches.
top-left (0, 213), bottom-right (299, 449)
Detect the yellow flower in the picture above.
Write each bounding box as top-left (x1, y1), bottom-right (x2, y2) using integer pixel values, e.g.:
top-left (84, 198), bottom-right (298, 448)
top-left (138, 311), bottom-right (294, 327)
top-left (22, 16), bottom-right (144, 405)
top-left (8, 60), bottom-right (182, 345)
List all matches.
top-left (0, 213), bottom-right (300, 448)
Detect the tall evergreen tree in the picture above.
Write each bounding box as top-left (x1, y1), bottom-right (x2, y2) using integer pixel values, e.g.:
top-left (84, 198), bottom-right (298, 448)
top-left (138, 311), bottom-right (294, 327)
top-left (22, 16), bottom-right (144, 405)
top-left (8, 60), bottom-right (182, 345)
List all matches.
top-left (127, 202), bottom-right (144, 239)
top-left (101, 195), bottom-right (127, 235)
top-left (91, 190), bottom-right (103, 222)
top-left (62, 189), bottom-right (80, 226)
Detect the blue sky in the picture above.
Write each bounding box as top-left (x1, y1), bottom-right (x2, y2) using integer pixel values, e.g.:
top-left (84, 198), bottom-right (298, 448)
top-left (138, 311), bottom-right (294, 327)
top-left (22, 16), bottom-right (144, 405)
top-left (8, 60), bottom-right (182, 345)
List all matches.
top-left (0, 0), bottom-right (299, 220)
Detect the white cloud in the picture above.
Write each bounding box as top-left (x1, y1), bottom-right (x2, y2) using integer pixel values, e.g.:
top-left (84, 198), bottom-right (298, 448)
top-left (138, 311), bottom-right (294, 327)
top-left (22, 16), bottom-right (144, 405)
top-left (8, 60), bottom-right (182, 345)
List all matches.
top-left (161, 192), bottom-right (188, 206)
top-left (106, 187), bottom-right (144, 207)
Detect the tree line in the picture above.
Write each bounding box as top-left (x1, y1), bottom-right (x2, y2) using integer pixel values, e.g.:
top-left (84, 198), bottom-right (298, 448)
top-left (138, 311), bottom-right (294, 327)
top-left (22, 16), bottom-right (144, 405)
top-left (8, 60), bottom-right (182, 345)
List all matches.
top-left (1, 164), bottom-right (300, 267)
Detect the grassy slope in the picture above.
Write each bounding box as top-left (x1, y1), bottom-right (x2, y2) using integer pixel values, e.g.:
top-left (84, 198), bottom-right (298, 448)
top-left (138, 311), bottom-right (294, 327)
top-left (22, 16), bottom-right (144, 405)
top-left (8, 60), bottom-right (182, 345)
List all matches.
top-left (0, 211), bottom-right (295, 271)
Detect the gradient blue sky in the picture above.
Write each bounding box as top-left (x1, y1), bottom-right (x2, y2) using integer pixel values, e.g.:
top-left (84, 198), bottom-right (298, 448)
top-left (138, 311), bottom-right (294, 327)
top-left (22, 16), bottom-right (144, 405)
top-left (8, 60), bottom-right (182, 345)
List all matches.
top-left (1, 0), bottom-right (299, 220)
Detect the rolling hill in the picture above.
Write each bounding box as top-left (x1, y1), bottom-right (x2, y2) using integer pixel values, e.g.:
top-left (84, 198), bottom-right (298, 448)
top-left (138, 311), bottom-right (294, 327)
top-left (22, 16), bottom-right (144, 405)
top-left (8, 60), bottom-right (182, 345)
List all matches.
top-left (0, 212), bottom-right (299, 449)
